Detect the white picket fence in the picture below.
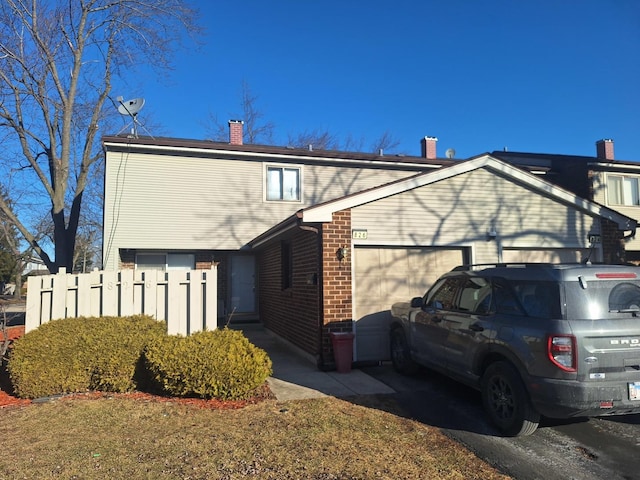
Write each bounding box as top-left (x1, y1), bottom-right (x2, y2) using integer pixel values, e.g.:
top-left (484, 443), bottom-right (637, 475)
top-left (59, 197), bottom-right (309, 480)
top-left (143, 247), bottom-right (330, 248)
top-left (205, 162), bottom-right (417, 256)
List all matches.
top-left (25, 267), bottom-right (218, 335)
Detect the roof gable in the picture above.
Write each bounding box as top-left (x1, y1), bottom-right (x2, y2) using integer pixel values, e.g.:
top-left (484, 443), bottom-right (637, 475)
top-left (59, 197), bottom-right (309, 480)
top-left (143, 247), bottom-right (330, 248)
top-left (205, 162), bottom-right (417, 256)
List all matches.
top-left (301, 154), bottom-right (636, 231)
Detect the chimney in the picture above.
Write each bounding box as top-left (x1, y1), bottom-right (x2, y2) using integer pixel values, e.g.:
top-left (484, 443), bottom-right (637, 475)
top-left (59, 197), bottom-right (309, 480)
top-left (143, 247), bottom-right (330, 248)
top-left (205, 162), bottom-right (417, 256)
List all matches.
top-left (228, 120), bottom-right (244, 145)
top-left (596, 139), bottom-right (614, 160)
top-left (421, 136), bottom-right (438, 159)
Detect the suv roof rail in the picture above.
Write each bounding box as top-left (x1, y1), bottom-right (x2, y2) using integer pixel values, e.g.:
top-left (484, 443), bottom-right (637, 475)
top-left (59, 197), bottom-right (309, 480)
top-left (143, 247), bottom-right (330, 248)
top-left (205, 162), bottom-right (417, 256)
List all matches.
top-left (451, 263), bottom-right (564, 271)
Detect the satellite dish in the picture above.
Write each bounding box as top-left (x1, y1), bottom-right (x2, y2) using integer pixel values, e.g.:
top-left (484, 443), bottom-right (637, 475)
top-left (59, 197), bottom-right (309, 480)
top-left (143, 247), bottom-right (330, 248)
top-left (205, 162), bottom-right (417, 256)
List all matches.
top-left (115, 97), bottom-right (147, 138)
top-left (445, 148), bottom-right (456, 159)
top-left (117, 97), bottom-right (145, 116)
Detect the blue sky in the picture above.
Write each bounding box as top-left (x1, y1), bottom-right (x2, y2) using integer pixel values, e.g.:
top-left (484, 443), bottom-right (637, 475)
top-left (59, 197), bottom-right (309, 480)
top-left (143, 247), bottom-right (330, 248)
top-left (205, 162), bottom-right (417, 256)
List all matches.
top-left (119, 0), bottom-right (640, 160)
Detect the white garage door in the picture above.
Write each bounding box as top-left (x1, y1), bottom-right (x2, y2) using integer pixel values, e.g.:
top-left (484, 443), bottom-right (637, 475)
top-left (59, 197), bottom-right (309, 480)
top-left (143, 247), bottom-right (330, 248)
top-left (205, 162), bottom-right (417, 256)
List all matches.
top-left (502, 248), bottom-right (588, 263)
top-left (353, 246), bottom-right (466, 362)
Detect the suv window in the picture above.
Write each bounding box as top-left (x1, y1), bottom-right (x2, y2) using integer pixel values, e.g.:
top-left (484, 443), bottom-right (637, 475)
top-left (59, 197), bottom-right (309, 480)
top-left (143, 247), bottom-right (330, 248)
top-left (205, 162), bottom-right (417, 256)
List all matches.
top-left (565, 280), bottom-right (640, 319)
top-left (511, 281), bottom-right (561, 319)
top-left (492, 277), bottom-right (527, 316)
top-left (425, 277), bottom-right (460, 310)
top-left (425, 276), bottom-right (492, 315)
top-left (426, 274), bottom-right (562, 319)
top-left (458, 277), bottom-right (492, 314)
top-left (608, 282), bottom-right (640, 312)
top-left (491, 278), bottom-right (560, 319)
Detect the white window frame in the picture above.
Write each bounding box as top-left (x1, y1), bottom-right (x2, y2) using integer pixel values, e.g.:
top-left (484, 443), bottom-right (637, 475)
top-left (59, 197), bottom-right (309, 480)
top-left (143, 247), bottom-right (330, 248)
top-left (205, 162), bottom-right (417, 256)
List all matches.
top-left (135, 252), bottom-right (195, 271)
top-left (607, 174), bottom-right (640, 206)
top-left (265, 164), bottom-right (302, 202)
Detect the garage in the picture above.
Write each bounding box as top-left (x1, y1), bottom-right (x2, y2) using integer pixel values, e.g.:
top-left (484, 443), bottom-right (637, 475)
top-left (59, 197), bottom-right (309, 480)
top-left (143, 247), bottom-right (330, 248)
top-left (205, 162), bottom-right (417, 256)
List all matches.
top-left (353, 246), bottom-right (467, 362)
top-left (251, 155), bottom-right (637, 370)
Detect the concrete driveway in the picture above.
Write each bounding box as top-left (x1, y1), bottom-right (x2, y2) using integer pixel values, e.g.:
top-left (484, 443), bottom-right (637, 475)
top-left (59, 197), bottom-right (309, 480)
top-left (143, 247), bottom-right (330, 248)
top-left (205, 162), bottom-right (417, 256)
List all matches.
top-left (236, 323), bottom-right (395, 401)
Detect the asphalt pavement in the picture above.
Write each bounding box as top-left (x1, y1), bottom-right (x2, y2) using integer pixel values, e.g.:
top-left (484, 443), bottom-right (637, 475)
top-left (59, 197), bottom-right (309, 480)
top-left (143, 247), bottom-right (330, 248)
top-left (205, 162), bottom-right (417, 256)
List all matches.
top-left (0, 298), bottom-right (26, 326)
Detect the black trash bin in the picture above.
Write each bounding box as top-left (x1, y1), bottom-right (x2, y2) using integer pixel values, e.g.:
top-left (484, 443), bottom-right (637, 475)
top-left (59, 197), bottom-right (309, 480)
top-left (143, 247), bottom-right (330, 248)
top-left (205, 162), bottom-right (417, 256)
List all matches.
top-left (330, 332), bottom-right (355, 373)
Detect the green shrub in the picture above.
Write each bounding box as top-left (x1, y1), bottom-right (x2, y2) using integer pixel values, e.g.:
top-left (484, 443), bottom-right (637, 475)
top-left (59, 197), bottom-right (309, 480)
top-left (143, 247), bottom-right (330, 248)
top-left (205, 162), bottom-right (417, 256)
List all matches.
top-left (144, 329), bottom-right (272, 400)
top-left (8, 315), bottom-right (166, 399)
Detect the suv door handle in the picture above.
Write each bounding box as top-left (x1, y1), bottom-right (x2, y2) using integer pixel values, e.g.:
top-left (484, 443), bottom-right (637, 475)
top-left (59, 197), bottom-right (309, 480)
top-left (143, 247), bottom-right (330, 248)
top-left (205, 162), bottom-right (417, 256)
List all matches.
top-left (469, 323), bottom-right (484, 332)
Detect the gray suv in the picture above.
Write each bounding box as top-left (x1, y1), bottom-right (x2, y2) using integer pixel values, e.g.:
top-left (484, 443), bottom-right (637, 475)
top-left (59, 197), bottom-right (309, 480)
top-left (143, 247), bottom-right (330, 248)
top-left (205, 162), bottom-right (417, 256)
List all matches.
top-left (389, 263), bottom-right (640, 436)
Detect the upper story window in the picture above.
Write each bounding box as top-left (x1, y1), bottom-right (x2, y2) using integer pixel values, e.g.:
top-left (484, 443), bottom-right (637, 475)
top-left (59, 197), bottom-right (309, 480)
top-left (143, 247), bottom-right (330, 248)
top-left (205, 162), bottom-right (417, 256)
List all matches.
top-left (266, 165), bottom-right (301, 201)
top-left (608, 175), bottom-right (640, 206)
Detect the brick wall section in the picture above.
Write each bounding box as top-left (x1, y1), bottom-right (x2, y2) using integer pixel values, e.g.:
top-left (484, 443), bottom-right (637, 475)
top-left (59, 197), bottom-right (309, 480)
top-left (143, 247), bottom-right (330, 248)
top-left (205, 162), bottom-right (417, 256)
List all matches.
top-left (320, 210), bottom-right (353, 366)
top-left (601, 218), bottom-right (627, 264)
top-left (119, 249), bottom-right (135, 269)
top-left (596, 139), bottom-right (614, 160)
top-left (118, 250), bottom-right (216, 270)
top-left (257, 228), bottom-right (321, 359)
top-left (195, 252), bottom-right (214, 269)
top-left (216, 254), bottom-right (228, 319)
top-left (228, 120), bottom-right (244, 145)
top-left (117, 249), bottom-right (227, 322)
top-left (421, 136), bottom-right (438, 159)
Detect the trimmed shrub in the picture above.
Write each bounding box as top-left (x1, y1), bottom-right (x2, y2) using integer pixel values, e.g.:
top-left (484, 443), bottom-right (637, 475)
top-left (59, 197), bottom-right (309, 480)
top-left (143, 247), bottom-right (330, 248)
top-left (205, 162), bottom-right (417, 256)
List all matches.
top-left (144, 329), bottom-right (272, 400)
top-left (8, 315), bottom-right (166, 399)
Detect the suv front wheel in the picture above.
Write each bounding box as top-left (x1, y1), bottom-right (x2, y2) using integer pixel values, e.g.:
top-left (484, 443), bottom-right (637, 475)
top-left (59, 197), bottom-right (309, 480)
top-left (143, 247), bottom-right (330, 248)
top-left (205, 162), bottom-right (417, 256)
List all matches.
top-left (481, 361), bottom-right (540, 436)
top-left (390, 327), bottom-right (419, 375)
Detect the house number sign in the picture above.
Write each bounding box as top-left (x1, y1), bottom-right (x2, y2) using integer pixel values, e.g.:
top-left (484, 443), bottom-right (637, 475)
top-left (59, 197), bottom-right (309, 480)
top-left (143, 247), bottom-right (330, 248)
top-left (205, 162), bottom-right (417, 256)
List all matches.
top-left (352, 229), bottom-right (368, 239)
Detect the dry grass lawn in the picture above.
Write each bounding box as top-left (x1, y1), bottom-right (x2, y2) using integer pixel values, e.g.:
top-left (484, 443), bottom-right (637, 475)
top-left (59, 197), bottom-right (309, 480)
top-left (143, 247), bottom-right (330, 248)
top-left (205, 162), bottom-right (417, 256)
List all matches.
top-left (0, 393), bottom-right (510, 479)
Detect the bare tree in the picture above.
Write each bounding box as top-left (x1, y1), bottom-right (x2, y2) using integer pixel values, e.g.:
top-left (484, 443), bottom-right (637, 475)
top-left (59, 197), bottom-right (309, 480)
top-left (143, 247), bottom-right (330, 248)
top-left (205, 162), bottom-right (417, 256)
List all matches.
top-left (205, 81), bottom-right (276, 144)
top-left (287, 129), bottom-right (341, 150)
top-left (288, 128), bottom-right (401, 154)
top-left (0, 0), bottom-right (200, 273)
top-left (370, 131), bottom-right (401, 154)
top-left (207, 82), bottom-right (400, 154)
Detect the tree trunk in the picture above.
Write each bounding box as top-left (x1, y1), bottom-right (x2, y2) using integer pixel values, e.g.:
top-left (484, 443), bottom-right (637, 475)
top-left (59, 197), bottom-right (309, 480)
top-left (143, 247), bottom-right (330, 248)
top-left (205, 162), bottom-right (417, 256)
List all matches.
top-left (13, 273), bottom-right (22, 299)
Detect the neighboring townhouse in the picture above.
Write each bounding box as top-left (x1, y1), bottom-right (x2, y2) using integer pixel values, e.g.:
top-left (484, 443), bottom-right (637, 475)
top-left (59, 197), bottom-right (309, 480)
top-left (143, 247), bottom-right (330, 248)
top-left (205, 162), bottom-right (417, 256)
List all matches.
top-left (102, 126), bottom-right (637, 369)
top-left (493, 139), bottom-right (640, 263)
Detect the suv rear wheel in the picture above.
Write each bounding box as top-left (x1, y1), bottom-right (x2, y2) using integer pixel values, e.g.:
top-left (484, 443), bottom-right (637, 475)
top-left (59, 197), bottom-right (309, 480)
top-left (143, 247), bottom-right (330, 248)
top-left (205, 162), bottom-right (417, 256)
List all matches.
top-left (390, 327), bottom-right (419, 375)
top-left (481, 361), bottom-right (540, 436)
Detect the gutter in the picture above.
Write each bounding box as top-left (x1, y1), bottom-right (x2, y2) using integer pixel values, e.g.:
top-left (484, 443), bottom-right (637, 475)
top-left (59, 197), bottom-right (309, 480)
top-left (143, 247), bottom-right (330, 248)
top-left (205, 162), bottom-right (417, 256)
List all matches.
top-left (247, 212), bottom-right (303, 250)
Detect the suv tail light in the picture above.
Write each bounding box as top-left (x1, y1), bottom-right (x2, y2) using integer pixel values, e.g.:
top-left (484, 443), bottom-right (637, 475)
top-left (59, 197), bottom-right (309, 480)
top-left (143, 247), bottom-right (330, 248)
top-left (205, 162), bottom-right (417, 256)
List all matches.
top-left (547, 335), bottom-right (577, 372)
top-left (595, 272), bottom-right (637, 279)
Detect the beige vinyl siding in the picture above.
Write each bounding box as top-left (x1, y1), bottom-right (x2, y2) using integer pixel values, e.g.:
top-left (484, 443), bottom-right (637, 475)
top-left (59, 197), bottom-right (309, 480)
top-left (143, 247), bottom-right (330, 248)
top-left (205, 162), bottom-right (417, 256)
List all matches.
top-left (300, 164), bottom-right (412, 204)
top-left (103, 150), bottom-right (417, 269)
top-left (353, 246), bottom-right (465, 361)
top-left (592, 171), bottom-right (608, 205)
top-left (594, 171), bottom-right (640, 252)
top-left (351, 168), bottom-right (600, 265)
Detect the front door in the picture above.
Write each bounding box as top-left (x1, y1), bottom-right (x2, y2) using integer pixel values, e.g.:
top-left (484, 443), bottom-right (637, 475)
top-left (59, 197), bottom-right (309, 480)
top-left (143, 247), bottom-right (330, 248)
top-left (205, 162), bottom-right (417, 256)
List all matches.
top-left (229, 255), bottom-right (257, 322)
